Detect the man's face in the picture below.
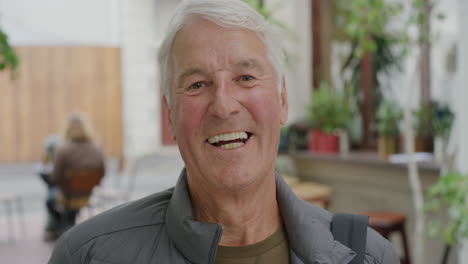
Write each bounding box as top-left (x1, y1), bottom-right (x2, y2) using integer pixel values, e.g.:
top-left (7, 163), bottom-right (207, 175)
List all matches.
top-left (166, 18), bottom-right (288, 191)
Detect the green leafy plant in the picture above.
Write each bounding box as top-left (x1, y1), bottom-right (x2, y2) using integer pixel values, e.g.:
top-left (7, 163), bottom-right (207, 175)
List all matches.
top-left (333, 0), bottom-right (404, 81)
top-left (307, 82), bottom-right (352, 134)
top-left (376, 100), bottom-right (403, 136)
top-left (424, 171), bottom-right (468, 264)
top-left (0, 29), bottom-right (19, 72)
top-left (432, 102), bottom-right (454, 138)
top-left (332, 0), bottom-right (406, 141)
top-left (334, 0), bottom-right (403, 58)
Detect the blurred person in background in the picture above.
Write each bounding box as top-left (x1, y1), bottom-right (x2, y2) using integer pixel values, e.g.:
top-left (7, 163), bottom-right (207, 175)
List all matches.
top-left (37, 134), bottom-right (61, 239)
top-left (44, 112), bottom-right (106, 240)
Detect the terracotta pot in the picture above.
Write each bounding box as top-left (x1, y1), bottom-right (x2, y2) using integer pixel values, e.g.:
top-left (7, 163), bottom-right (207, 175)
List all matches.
top-left (308, 130), bottom-right (339, 154)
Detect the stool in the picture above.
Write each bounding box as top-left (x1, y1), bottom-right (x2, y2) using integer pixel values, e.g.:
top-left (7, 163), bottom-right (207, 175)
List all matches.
top-left (364, 211), bottom-right (410, 264)
top-left (1, 194), bottom-right (25, 243)
top-left (291, 182), bottom-right (332, 209)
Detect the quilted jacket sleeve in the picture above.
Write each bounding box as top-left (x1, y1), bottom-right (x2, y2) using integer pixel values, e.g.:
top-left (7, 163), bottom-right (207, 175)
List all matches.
top-left (48, 233), bottom-right (73, 264)
top-left (364, 228), bottom-right (400, 264)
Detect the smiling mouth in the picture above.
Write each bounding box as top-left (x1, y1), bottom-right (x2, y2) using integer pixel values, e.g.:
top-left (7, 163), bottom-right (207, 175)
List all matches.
top-left (207, 131), bottom-right (253, 149)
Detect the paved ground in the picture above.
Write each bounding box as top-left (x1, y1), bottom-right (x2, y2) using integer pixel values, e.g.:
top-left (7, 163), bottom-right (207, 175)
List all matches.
top-left (0, 152), bottom-right (184, 263)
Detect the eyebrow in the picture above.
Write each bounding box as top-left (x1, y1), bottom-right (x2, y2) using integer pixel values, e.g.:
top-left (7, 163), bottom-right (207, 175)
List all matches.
top-left (175, 59), bottom-right (265, 87)
top-left (235, 59), bottom-right (265, 73)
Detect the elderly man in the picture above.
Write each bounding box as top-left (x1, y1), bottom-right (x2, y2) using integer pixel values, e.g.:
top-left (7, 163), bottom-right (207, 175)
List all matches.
top-left (49, 0), bottom-right (398, 263)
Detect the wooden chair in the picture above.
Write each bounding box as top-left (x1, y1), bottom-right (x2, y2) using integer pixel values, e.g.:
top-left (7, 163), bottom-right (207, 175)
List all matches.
top-left (364, 211), bottom-right (411, 264)
top-left (61, 169), bottom-right (103, 201)
top-left (58, 168), bottom-right (103, 226)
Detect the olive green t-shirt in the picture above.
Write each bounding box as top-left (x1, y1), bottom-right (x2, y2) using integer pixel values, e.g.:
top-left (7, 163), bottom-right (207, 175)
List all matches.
top-left (214, 228), bottom-right (289, 264)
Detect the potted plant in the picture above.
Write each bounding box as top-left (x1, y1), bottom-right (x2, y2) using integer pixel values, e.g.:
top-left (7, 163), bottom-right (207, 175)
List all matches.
top-left (376, 100), bottom-right (402, 159)
top-left (424, 171), bottom-right (468, 264)
top-left (431, 103), bottom-right (454, 164)
top-left (307, 82), bottom-right (352, 154)
top-left (411, 103), bottom-right (435, 152)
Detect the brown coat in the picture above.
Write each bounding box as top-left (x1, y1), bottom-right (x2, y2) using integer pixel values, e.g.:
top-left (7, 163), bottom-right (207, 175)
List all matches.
top-left (52, 140), bottom-right (106, 209)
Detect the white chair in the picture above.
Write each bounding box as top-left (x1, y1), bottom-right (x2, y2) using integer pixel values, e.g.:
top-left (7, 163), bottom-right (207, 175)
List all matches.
top-left (0, 194), bottom-right (25, 243)
top-left (87, 154), bottom-right (151, 214)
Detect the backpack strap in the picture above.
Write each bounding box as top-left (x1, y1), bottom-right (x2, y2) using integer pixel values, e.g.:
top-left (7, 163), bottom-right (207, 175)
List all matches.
top-left (331, 213), bottom-right (369, 264)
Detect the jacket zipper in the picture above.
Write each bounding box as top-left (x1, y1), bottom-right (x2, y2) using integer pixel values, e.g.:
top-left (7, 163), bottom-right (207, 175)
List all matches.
top-left (208, 225), bottom-right (223, 264)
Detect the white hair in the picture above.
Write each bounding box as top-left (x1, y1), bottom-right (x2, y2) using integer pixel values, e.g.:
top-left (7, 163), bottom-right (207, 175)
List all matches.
top-left (158, 0), bottom-right (285, 104)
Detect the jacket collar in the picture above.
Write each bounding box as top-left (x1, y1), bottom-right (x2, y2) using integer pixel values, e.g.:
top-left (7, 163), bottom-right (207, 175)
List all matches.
top-left (275, 171), bottom-right (355, 263)
top-left (166, 169), bottom-right (354, 264)
top-left (166, 169), bottom-right (221, 264)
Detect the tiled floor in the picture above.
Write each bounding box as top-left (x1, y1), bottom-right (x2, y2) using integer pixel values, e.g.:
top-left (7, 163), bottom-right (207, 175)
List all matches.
top-left (0, 212), bottom-right (55, 263)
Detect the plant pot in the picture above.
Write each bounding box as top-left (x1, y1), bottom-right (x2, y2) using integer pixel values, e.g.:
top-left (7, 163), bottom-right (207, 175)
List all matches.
top-left (378, 135), bottom-right (397, 160)
top-left (308, 130), bottom-right (339, 154)
top-left (414, 136), bottom-right (433, 152)
top-left (399, 134), bottom-right (434, 153)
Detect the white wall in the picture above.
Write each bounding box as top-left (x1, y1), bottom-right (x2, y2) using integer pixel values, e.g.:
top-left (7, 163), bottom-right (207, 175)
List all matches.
top-left (455, 0), bottom-right (468, 173)
top-left (266, 0), bottom-right (312, 124)
top-left (384, 0), bottom-right (458, 106)
top-left (457, 0), bottom-right (468, 260)
top-left (431, 0), bottom-right (459, 105)
top-left (456, 0), bottom-right (468, 258)
top-left (0, 0), bottom-right (120, 46)
top-left (120, 0), bottom-right (161, 158)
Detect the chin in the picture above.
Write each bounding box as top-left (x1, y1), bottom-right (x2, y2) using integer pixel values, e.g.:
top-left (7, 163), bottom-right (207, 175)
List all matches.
top-left (212, 167), bottom-right (265, 191)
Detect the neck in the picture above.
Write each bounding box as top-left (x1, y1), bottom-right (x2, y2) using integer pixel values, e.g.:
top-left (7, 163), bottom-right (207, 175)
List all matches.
top-left (188, 172), bottom-right (281, 246)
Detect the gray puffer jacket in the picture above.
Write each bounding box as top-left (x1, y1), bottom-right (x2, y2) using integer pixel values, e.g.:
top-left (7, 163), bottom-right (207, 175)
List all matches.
top-left (49, 170), bottom-right (399, 264)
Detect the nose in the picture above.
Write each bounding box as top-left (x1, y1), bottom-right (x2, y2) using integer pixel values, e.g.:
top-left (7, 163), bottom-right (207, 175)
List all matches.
top-left (207, 77), bottom-right (240, 119)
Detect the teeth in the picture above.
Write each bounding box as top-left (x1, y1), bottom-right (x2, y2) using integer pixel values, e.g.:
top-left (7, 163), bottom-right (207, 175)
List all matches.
top-left (220, 142), bottom-right (244, 149)
top-left (208, 131), bottom-right (248, 144)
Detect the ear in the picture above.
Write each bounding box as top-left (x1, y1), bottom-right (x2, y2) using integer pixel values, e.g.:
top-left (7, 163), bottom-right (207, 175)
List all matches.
top-left (163, 96), bottom-right (176, 140)
top-left (279, 76), bottom-right (288, 125)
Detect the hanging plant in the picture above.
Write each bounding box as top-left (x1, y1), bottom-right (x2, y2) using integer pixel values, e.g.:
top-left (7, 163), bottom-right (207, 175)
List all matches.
top-left (0, 29), bottom-right (19, 72)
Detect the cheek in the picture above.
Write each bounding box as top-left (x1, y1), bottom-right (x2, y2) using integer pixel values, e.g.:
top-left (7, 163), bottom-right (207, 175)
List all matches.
top-left (173, 99), bottom-right (205, 140)
top-left (246, 90), bottom-right (282, 125)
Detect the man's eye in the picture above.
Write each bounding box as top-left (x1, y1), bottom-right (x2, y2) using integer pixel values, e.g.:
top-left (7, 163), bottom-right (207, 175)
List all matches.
top-left (238, 75), bottom-right (255, 82)
top-left (189, 81), bottom-right (204, 90)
